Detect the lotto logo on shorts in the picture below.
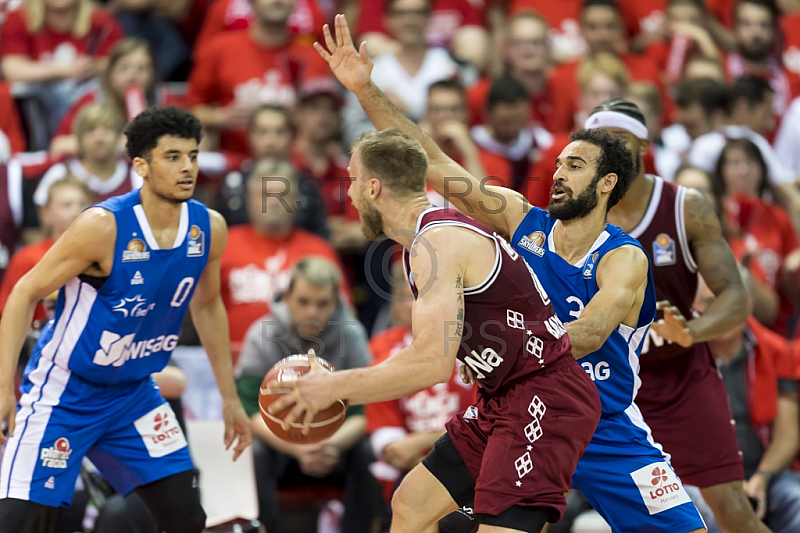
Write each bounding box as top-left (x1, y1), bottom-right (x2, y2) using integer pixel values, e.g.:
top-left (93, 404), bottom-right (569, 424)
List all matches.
top-left (630, 462), bottom-right (692, 515)
top-left (134, 404), bottom-right (188, 458)
top-left (40, 437), bottom-right (72, 469)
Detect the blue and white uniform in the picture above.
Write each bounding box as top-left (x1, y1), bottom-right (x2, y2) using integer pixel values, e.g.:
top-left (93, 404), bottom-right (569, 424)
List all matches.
top-left (512, 207), bottom-right (705, 533)
top-left (1, 189), bottom-right (209, 507)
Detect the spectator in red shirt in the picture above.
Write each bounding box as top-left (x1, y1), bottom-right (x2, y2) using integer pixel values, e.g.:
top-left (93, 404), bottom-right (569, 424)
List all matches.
top-left (0, 82), bottom-right (26, 154)
top-left (50, 38), bottom-right (158, 158)
top-left (728, 0), bottom-right (800, 123)
top-left (220, 160), bottom-right (348, 356)
top-left (0, 175), bottom-right (94, 318)
top-left (186, 0), bottom-right (329, 155)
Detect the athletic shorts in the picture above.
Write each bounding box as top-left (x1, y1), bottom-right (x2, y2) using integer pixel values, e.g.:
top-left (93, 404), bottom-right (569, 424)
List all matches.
top-left (572, 411), bottom-right (707, 533)
top-left (443, 356), bottom-right (601, 521)
top-left (0, 356), bottom-right (193, 507)
top-left (637, 344), bottom-right (744, 488)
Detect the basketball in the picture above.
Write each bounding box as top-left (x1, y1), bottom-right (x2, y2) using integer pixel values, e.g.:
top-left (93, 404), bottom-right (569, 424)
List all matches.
top-left (258, 354), bottom-right (348, 444)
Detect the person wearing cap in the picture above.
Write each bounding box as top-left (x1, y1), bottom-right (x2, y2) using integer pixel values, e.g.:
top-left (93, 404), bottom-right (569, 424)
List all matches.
top-left (317, 15), bottom-right (706, 531)
top-left (586, 99), bottom-right (770, 533)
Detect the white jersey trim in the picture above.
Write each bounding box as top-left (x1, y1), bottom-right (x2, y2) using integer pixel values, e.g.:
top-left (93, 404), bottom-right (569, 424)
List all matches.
top-left (627, 175), bottom-right (663, 240)
top-left (133, 202), bottom-right (189, 250)
top-left (7, 158), bottom-right (23, 227)
top-left (546, 222), bottom-right (611, 268)
top-left (675, 186), bottom-right (698, 273)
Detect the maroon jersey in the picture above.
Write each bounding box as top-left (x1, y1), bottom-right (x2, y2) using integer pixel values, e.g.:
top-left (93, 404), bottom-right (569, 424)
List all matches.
top-left (628, 177), bottom-right (699, 366)
top-left (0, 160), bottom-right (23, 284)
top-left (403, 207), bottom-right (572, 395)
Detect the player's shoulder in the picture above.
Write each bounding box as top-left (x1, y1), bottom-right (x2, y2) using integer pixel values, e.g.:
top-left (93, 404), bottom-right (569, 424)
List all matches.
top-left (205, 207), bottom-right (227, 230)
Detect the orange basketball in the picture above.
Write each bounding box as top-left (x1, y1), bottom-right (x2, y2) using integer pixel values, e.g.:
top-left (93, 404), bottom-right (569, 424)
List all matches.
top-left (258, 354), bottom-right (348, 444)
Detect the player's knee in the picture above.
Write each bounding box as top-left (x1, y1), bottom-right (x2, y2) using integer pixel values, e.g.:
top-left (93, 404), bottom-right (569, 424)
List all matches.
top-left (706, 486), bottom-right (758, 530)
top-left (156, 499), bottom-right (206, 533)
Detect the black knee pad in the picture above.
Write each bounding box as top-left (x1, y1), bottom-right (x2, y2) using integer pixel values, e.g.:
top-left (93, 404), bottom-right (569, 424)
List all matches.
top-left (421, 433), bottom-right (476, 508)
top-left (136, 469), bottom-right (206, 533)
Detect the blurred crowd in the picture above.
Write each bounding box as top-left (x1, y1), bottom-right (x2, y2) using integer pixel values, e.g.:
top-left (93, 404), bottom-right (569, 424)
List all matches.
top-left (3, 0), bottom-right (800, 532)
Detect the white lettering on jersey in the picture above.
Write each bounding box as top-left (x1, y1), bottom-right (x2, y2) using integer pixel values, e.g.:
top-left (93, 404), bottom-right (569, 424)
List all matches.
top-left (506, 309), bottom-right (525, 330)
top-left (170, 277), bottom-right (194, 307)
top-left (630, 462), bottom-right (692, 515)
top-left (566, 296), bottom-right (585, 319)
top-left (134, 403), bottom-right (188, 458)
top-left (544, 315), bottom-right (567, 338)
top-left (93, 331), bottom-right (179, 367)
top-left (464, 348), bottom-right (504, 380)
top-left (641, 328), bottom-right (669, 354)
top-left (581, 361), bottom-right (611, 381)
top-left (40, 437), bottom-right (72, 469)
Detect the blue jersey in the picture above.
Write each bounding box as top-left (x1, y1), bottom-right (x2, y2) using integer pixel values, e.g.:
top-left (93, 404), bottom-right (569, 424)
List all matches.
top-left (511, 207), bottom-right (656, 415)
top-left (35, 189), bottom-right (210, 384)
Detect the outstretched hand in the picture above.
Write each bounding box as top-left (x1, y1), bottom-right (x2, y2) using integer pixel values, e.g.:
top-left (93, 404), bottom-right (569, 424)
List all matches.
top-left (314, 14), bottom-right (373, 93)
top-left (651, 300), bottom-right (694, 348)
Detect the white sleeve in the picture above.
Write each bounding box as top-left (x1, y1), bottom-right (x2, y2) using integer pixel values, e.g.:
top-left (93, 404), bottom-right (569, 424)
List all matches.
top-left (775, 101), bottom-right (800, 176)
top-left (751, 132), bottom-right (795, 184)
top-left (33, 164), bottom-right (68, 207)
top-left (685, 134), bottom-right (724, 172)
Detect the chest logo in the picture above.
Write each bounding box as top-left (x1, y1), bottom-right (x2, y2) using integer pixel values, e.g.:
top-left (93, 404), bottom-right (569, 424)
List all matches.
top-left (518, 231), bottom-right (545, 257)
top-left (187, 225), bottom-right (204, 257)
top-left (652, 233), bottom-right (676, 266)
top-left (123, 239), bottom-right (150, 262)
top-left (583, 251), bottom-right (599, 279)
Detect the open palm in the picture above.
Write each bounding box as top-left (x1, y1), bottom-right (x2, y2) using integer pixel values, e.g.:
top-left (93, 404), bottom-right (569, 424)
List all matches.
top-left (313, 14), bottom-right (373, 93)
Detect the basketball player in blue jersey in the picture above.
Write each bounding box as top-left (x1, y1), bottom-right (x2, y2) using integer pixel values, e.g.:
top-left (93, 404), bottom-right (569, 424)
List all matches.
top-left (0, 107), bottom-right (252, 533)
top-left (308, 15), bottom-right (705, 533)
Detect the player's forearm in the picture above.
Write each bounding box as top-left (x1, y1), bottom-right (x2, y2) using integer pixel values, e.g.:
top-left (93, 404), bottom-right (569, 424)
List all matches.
top-left (1, 56), bottom-right (68, 83)
top-left (687, 283), bottom-right (748, 344)
top-left (329, 345), bottom-right (452, 405)
top-left (354, 82), bottom-right (449, 166)
top-left (192, 298), bottom-right (238, 402)
top-left (0, 288), bottom-right (37, 390)
top-left (325, 414), bottom-right (365, 451)
top-left (564, 320), bottom-right (607, 359)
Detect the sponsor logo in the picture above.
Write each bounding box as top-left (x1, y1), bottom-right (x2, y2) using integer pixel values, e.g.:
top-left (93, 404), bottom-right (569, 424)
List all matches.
top-left (93, 330), bottom-right (179, 367)
top-left (41, 437), bottom-right (72, 469)
top-left (652, 233), bottom-right (676, 266)
top-left (134, 404), bottom-right (188, 458)
top-left (131, 271), bottom-right (144, 285)
top-left (464, 348), bottom-right (504, 380)
top-left (518, 231), bottom-right (546, 257)
top-left (581, 361), bottom-right (611, 381)
top-left (630, 462), bottom-right (692, 515)
top-left (543, 314), bottom-right (567, 339)
top-left (463, 405), bottom-right (478, 420)
top-left (187, 225), bottom-right (204, 257)
top-left (45, 476), bottom-right (55, 489)
top-left (112, 295), bottom-right (155, 318)
top-left (583, 251), bottom-right (599, 279)
top-left (123, 239), bottom-right (150, 262)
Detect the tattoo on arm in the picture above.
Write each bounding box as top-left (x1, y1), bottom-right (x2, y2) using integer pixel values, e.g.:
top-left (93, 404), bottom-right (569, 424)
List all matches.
top-left (685, 190), bottom-right (741, 294)
top-left (455, 275), bottom-right (464, 336)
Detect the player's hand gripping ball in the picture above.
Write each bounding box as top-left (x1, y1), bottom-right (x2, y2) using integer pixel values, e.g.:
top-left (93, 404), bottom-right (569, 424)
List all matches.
top-left (258, 354), bottom-right (347, 444)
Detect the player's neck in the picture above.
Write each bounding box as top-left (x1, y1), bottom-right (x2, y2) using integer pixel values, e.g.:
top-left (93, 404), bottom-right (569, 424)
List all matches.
top-left (82, 156), bottom-right (118, 180)
top-left (138, 186), bottom-right (183, 235)
top-left (383, 196), bottom-right (433, 248)
top-left (606, 170), bottom-right (651, 232)
top-left (250, 21), bottom-right (290, 48)
top-left (551, 209), bottom-right (609, 265)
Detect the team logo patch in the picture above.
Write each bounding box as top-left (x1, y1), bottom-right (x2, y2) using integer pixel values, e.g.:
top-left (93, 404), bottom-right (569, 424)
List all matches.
top-left (583, 251), bottom-right (599, 279)
top-left (518, 231), bottom-right (546, 257)
top-left (187, 225), bottom-right (204, 257)
top-left (630, 461), bottom-right (692, 515)
top-left (123, 238), bottom-right (150, 262)
top-left (131, 270), bottom-right (144, 285)
top-left (45, 476), bottom-right (55, 489)
top-left (112, 294), bottom-right (155, 318)
top-left (652, 233), bottom-right (676, 266)
top-left (40, 437), bottom-right (72, 469)
top-left (463, 405), bottom-right (478, 420)
top-left (134, 403), bottom-right (188, 458)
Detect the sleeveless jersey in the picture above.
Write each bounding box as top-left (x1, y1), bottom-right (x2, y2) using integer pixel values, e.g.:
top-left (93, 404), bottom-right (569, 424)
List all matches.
top-left (511, 207), bottom-right (657, 415)
top-left (626, 176), bottom-right (699, 366)
top-left (34, 189), bottom-right (211, 384)
top-left (403, 207), bottom-right (572, 395)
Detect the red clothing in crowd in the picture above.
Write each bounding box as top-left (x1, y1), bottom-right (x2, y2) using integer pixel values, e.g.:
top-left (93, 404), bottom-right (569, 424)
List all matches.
top-left (505, 0), bottom-right (585, 59)
top-left (781, 13), bottom-right (800, 79)
top-left (0, 81), bottom-right (25, 153)
top-left (291, 150), bottom-right (358, 222)
top-left (185, 31), bottom-right (329, 155)
top-left (365, 325), bottom-right (476, 501)
top-left (194, 0), bottom-right (326, 53)
top-left (357, 0), bottom-right (484, 50)
top-left (0, 237), bottom-right (53, 324)
top-left (466, 75), bottom-right (556, 131)
top-left (220, 225), bottom-right (349, 355)
top-left (0, 7), bottom-right (123, 60)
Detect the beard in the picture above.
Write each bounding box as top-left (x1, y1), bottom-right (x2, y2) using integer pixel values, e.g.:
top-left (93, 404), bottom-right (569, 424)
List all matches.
top-left (359, 200), bottom-right (385, 241)
top-left (738, 39), bottom-right (771, 62)
top-left (548, 178), bottom-right (600, 221)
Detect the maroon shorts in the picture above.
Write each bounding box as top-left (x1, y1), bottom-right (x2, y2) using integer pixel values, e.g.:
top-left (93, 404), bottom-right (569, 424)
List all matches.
top-left (637, 343), bottom-right (744, 487)
top-left (445, 356), bottom-right (601, 520)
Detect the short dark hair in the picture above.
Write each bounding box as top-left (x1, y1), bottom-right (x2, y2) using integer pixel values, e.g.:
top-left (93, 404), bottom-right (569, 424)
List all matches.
top-left (125, 106), bottom-right (202, 160)
top-left (568, 128), bottom-right (635, 211)
top-left (248, 104), bottom-right (292, 131)
top-left (713, 137), bottom-right (769, 198)
top-left (428, 78), bottom-right (466, 101)
top-left (734, 0), bottom-right (779, 25)
top-left (591, 98), bottom-right (647, 127)
top-left (581, 0), bottom-right (619, 14)
top-left (487, 76), bottom-right (529, 110)
top-left (675, 78), bottom-right (728, 113)
top-left (386, 0), bottom-right (431, 14)
top-left (727, 76), bottom-right (773, 113)
top-left (667, 0), bottom-right (707, 13)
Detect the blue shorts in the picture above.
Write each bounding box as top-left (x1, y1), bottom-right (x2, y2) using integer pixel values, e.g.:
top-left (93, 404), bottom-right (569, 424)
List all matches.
top-left (572, 410), bottom-right (706, 533)
top-left (0, 356), bottom-right (193, 507)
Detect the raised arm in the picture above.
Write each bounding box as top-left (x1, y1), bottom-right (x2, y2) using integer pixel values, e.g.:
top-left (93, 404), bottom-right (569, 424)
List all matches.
top-left (189, 209), bottom-right (252, 460)
top-left (565, 245), bottom-right (650, 358)
top-left (315, 14), bottom-right (528, 239)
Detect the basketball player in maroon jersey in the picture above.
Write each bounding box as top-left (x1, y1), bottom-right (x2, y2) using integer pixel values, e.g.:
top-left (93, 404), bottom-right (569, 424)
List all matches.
top-left (583, 100), bottom-right (769, 533)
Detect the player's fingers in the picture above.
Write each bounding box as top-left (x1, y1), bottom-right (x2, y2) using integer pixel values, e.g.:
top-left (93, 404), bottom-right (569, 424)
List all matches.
top-left (313, 42), bottom-right (331, 62)
top-left (655, 300), bottom-right (671, 309)
top-left (358, 40), bottom-right (368, 58)
top-left (223, 423), bottom-right (234, 450)
top-left (282, 403), bottom-right (306, 431)
top-left (339, 13), bottom-right (354, 46)
top-left (322, 23), bottom-right (335, 52)
top-left (301, 409), bottom-right (315, 436)
top-left (268, 392), bottom-right (297, 414)
top-left (335, 14), bottom-right (345, 48)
